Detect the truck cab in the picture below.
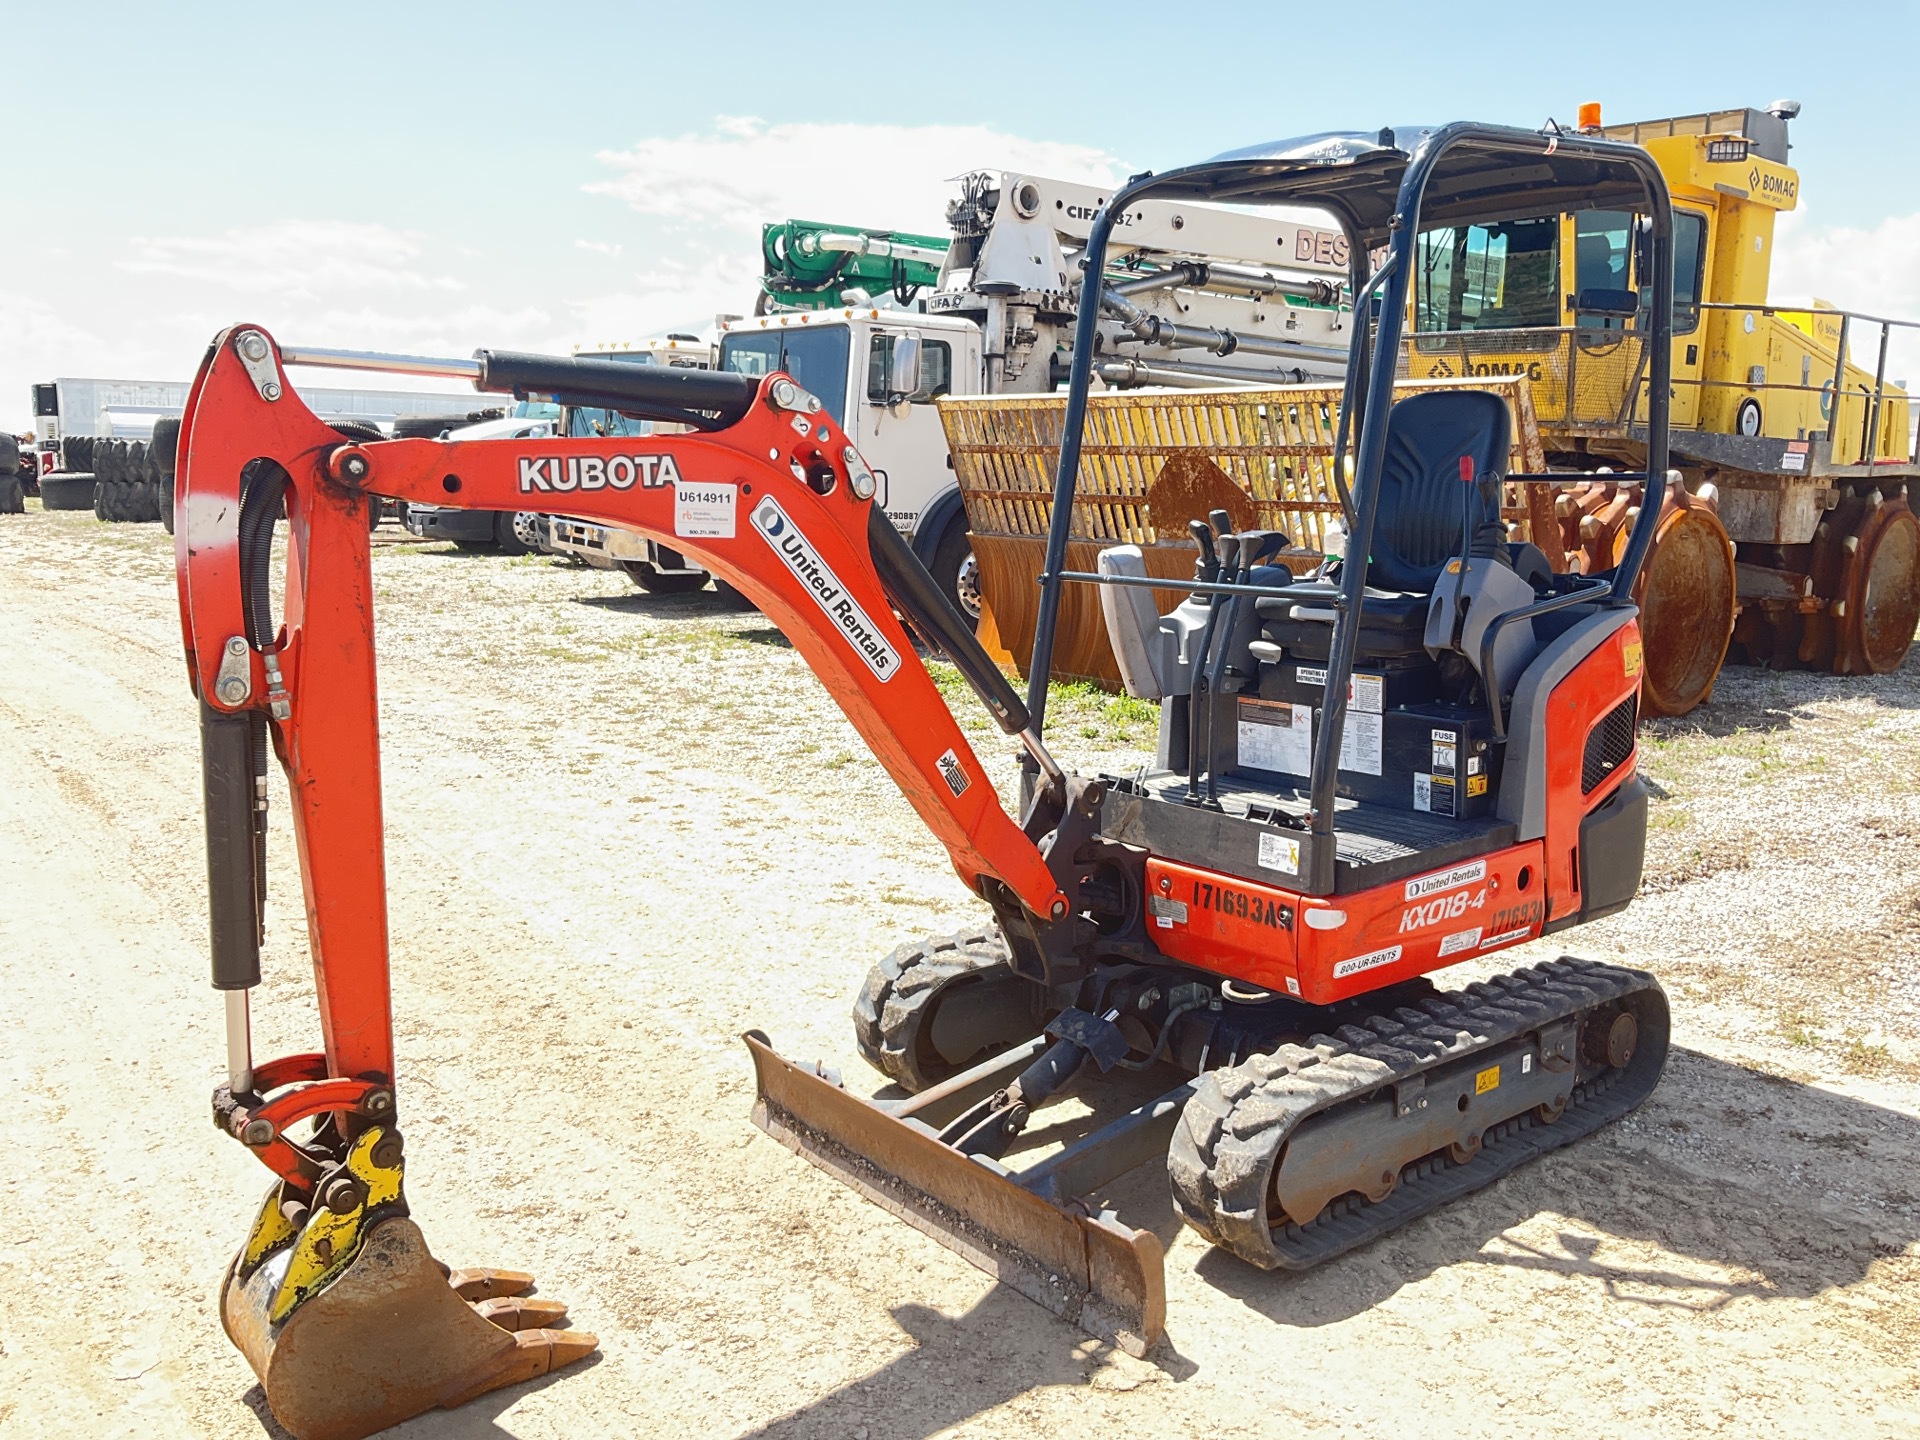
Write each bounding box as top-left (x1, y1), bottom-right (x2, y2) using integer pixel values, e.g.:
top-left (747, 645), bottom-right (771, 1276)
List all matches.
top-left (536, 338), bottom-right (722, 588)
top-left (718, 308), bottom-right (986, 614)
top-left (1400, 103), bottom-right (1920, 695)
top-left (1403, 106), bottom-right (1909, 463)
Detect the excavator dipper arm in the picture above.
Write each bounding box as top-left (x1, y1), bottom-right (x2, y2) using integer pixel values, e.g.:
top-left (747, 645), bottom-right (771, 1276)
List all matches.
top-left (173, 324), bottom-right (1078, 1439)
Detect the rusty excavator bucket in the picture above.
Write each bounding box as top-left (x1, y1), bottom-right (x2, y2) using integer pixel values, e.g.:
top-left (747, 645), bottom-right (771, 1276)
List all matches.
top-left (217, 1133), bottom-right (595, 1440)
top-left (745, 1032), bottom-right (1169, 1357)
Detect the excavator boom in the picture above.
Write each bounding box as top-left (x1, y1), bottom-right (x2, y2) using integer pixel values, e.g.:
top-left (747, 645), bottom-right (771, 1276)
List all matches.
top-left (174, 325), bottom-right (1079, 1438)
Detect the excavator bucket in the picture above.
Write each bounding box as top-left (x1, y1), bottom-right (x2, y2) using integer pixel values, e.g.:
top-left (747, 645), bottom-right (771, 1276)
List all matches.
top-left (221, 1188), bottom-right (596, 1440)
top-left (745, 1032), bottom-right (1167, 1357)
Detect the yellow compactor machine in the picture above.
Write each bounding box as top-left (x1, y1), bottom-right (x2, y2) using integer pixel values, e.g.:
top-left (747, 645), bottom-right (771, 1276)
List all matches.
top-left (952, 103), bottom-right (1919, 714)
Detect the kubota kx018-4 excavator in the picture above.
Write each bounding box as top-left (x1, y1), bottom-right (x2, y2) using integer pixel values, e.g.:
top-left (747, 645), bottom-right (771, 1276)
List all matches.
top-left (176, 123), bottom-right (1675, 1439)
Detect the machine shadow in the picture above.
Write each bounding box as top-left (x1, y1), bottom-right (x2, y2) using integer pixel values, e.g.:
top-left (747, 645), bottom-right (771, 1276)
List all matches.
top-left (1646, 649), bottom-right (1920, 741)
top-left (1187, 1045), bottom-right (1917, 1328)
top-left (735, 1297), bottom-right (1194, 1440)
top-left (573, 589), bottom-right (747, 618)
top-left (238, 1350), bottom-right (603, 1439)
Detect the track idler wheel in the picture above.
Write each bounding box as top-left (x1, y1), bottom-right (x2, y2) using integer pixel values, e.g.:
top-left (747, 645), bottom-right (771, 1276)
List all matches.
top-left (220, 1128), bottom-right (595, 1440)
top-left (1557, 477), bottom-right (1735, 717)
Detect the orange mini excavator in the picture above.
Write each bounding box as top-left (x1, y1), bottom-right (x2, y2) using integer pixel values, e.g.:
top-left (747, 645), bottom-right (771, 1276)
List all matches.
top-left (176, 123), bottom-right (1675, 1439)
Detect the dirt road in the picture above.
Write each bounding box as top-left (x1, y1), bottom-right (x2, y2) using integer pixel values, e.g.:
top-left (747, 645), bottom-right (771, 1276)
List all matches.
top-left (2, 507), bottom-right (1916, 1438)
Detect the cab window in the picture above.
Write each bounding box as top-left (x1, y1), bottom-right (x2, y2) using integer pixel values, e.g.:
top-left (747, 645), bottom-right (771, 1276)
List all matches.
top-left (866, 335), bottom-right (953, 402)
top-left (566, 407), bottom-right (651, 439)
top-left (1574, 209), bottom-right (1635, 330)
top-left (720, 326), bottom-right (851, 422)
top-left (1414, 216), bottom-right (1559, 333)
top-left (1671, 210), bottom-right (1707, 334)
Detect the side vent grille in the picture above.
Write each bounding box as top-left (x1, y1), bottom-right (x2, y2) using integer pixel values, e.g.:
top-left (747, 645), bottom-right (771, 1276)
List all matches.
top-left (1581, 695), bottom-right (1638, 794)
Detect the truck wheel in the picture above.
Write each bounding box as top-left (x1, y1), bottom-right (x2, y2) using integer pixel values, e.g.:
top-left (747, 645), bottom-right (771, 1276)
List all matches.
top-left (926, 517), bottom-right (981, 622)
top-left (712, 579), bottom-right (758, 610)
top-left (492, 511), bottom-right (532, 556)
top-left (621, 562), bottom-right (706, 594)
top-left (161, 475), bottom-right (176, 535)
top-left (510, 512), bottom-right (546, 551)
top-left (0, 472), bottom-right (22, 513)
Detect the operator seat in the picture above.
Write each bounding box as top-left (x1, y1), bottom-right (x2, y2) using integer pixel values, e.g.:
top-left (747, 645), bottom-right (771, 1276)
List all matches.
top-left (1257, 389), bottom-right (1512, 660)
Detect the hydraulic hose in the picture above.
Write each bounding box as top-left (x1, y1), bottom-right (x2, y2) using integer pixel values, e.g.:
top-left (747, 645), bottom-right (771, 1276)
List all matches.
top-left (237, 462), bottom-right (287, 949)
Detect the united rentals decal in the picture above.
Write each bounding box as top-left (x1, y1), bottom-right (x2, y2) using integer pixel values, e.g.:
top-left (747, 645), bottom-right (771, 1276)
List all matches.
top-left (751, 496), bottom-right (899, 681)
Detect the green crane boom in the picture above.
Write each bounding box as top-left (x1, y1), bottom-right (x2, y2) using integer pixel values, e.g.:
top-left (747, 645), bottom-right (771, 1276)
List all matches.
top-left (758, 219), bottom-right (951, 314)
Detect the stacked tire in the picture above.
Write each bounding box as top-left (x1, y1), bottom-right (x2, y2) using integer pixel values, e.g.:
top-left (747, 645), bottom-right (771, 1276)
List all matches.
top-left (153, 418), bottom-right (180, 534)
top-left (0, 435), bottom-right (22, 513)
top-left (91, 439), bottom-right (164, 522)
top-left (39, 471), bottom-right (97, 510)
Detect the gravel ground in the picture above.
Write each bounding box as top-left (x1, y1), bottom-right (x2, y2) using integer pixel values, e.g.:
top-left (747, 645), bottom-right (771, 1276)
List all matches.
top-left (1, 502), bottom-right (1916, 1438)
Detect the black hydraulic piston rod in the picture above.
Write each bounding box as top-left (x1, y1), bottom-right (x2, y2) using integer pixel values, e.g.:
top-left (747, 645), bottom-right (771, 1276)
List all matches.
top-left (472, 350), bottom-right (760, 429)
top-left (200, 708), bottom-right (261, 992)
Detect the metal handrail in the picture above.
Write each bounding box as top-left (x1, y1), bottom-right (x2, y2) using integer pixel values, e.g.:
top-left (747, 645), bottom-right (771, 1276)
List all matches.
top-left (1695, 301), bottom-right (1919, 457)
top-left (1694, 300), bottom-right (1920, 333)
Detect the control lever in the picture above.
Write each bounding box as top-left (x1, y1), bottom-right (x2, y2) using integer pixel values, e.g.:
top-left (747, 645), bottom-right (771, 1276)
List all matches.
top-left (1451, 454), bottom-right (1475, 652)
top-left (1208, 508), bottom-right (1233, 537)
top-left (1187, 532), bottom-right (1241, 803)
top-left (1202, 534), bottom-right (1252, 805)
top-left (1188, 518), bottom-right (1220, 586)
top-left (1239, 530), bottom-right (1288, 568)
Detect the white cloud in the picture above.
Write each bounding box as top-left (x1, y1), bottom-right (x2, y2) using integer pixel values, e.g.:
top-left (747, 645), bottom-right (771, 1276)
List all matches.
top-left (121, 220), bottom-right (465, 299)
top-left (561, 116), bottom-right (1130, 351)
top-left (1773, 208), bottom-right (1920, 397)
top-left (587, 115), bottom-right (1126, 235)
top-left (0, 119), bottom-right (1137, 428)
top-left (569, 250), bottom-right (761, 350)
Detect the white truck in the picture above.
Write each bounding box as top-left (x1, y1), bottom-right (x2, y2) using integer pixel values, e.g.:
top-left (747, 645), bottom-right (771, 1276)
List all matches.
top-left (532, 337), bottom-right (727, 591)
top-left (522, 173), bottom-right (1354, 612)
top-left (712, 173), bottom-right (1353, 615)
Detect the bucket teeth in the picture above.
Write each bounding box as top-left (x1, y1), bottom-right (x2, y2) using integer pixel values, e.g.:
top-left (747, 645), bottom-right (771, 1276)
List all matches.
top-left (435, 1327), bottom-right (601, 1410)
top-left (447, 1265), bottom-right (536, 1300)
top-left (472, 1294), bottom-right (571, 1330)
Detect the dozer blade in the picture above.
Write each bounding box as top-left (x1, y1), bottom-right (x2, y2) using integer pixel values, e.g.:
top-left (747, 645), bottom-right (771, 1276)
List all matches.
top-left (222, 1211), bottom-right (596, 1440)
top-left (744, 1030), bottom-right (1166, 1357)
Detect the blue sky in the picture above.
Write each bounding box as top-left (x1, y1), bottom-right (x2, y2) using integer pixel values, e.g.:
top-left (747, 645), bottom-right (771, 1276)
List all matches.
top-left (8, 0), bottom-right (1919, 428)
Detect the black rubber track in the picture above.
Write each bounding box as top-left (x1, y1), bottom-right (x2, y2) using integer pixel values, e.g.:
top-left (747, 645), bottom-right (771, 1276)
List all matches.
top-left (1168, 956), bottom-right (1669, 1269)
top-left (852, 928), bottom-right (1023, 1093)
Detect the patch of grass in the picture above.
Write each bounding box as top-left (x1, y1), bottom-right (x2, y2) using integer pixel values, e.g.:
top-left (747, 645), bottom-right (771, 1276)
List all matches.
top-left (1841, 1036), bottom-right (1893, 1073)
top-left (1776, 1004), bottom-right (1825, 1049)
top-left (1035, 679), bottom-right (1159, 749)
